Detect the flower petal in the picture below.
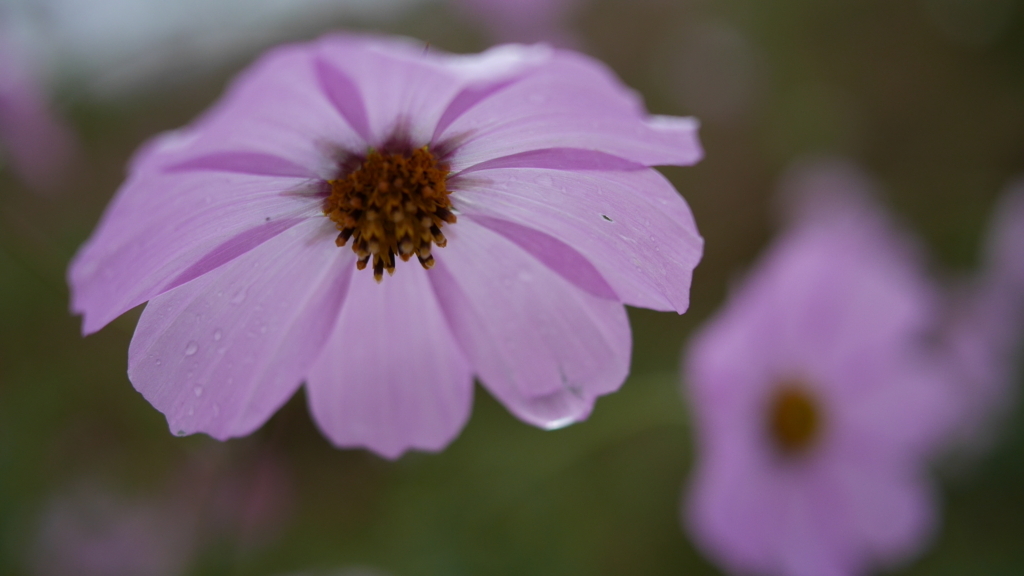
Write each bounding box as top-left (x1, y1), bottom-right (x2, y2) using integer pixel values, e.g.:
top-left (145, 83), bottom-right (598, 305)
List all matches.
top-left (128, 219), bottom-right (353, 440)
top-left (69, 169), bottom-right (322, 334)
top-left (686, 440), bottom-right (784, 575)
top-left (453, 166), bottom-right (702, 312)
top-left (430, 218), bottom-right (631, 429)
top-left (164, 151), bottom-right (314, 178)
top-left (315, 36), bottom-right (549, 147)
top-left (138, 43), bottom-right (367, 179)
top-left (439, 50), bottom-right (702, 170)
top-left (469, 215), bottom-right (617, 300)
top-left (305, 264), bottom-right (473, 459)
top-left (821, 457), bottom-right (936, 567)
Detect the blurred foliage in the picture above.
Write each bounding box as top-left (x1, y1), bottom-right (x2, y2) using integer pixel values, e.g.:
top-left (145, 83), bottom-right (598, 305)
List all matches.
top-left (2, 0), bottom-right (1023, 574)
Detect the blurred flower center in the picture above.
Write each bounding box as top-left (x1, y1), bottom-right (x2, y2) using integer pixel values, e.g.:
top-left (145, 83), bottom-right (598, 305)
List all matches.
top-left (325, 147), bottom-right (455, 281)
top-left (767, 383), bottom-right (821, 454)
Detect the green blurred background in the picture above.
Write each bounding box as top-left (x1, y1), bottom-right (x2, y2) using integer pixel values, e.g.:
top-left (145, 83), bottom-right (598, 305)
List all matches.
top-left (2, 0), bottom-right (1023, 574)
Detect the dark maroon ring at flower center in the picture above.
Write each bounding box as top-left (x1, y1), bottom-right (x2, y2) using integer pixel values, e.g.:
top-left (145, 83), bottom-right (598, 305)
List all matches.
top-left (767, 382), bottom-right (821, 455)
top-left (324, 147), bottom-right (455, 282)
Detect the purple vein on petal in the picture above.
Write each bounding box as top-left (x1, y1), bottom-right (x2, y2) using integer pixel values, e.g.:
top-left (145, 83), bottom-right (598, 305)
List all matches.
top-left (431, 76), bottom-right (526, 143)
top-left (162, 217), bottom-right (307, 293)
top-left (454, 148), bottom-right (646, 176)
top-left (469, 214), bottom-right (619, 300)
top-left (314, 57), bottom-right (372, 143)
top-left (164, 151), bottom-right (317, 178)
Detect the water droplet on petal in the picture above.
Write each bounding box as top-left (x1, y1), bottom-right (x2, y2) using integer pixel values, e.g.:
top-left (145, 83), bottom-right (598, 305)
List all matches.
top-left (543, 416), bottom-right (577, 430)
top-left (184, 341), bottom-right (199, 356)
top-left (213, 329), bottom-right (222, 341)
top-left (230, 286), bottom-right (248, 304)
top-left (194, 386), bottom-right (203, 397)
top-left (187, 406), bottom-right (194, 416)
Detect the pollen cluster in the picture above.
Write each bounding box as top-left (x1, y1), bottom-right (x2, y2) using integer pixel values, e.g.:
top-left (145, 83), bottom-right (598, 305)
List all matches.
top-left (324, 147), bottom-right (455, 281)
top-left (767, 382), bottom-right (821, 455)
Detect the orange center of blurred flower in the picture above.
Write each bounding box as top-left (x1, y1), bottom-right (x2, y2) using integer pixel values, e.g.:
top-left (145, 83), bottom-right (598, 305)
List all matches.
top-left (767, 382), bottom-right (821, 455)
top-left (325, 147), bottom-right (455, 282)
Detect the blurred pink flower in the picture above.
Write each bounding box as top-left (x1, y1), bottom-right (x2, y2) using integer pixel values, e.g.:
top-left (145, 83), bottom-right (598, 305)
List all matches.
top-left (939, 181), bottom-right (1024, 452)
top-left (456, 0), bottom-right (583, 46)
top-left (33, 485), bottom-right (198, 576)
top-left (32, 451), bottom-right (293, 576)
top-left (683, 162), bottom-right (955, 576)
top-left (984, 179), bottom-right (1024, 300)
top-left (69, 34), bottom-right (703, 458)
top-left (0, 40), bottom-right (76, 192)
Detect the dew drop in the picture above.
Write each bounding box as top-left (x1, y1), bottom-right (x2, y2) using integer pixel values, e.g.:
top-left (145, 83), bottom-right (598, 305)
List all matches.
top-left (194, 386), bottom-right (203, 397)
top-left (187, 406), bottom-right (194, 416)
top-left (230, 286), bottom-right (248, 304)
top-left (154, 359), bottom-right (163, 366)
top-left (184, 341), bottom-right (199, 356)
top-left (213, 329), bottom-right (222, 341)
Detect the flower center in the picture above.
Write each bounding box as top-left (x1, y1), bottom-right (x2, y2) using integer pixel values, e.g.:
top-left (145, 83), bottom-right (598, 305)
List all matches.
top-left (766, 382), bottom-right (821, 455)
top-left (324, 147), bottom-right (455, 282)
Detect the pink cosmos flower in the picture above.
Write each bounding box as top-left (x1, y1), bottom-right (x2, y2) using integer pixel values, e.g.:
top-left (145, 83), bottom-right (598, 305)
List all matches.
top-left (683, 162), bottom-right (954, 576)
top-left (69, 34), bottom-right (703, 458)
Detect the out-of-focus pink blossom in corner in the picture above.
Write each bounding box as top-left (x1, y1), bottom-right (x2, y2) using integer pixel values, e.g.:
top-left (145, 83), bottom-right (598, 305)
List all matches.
top-left (937, 180), bottom-right (1024, 454)
top-left (0, 39), bottom-right (77, 193)
top-left (984, 178), bottom-right (1024, 299)
top-left (31, 450), bottom-right (295, 575)
top-left (683, 158), bottom-right (957, 576)
top-left (32, 484), bottom-right (199, 576)
top-left (455, 0), bottom-right (584, 46)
